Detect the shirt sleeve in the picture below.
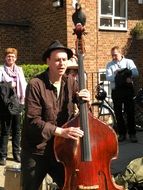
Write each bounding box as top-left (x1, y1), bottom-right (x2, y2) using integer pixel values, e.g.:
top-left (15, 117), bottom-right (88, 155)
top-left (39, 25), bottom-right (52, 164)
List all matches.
top-left (106, 62), bottom-right (116, 82)
top-left (0, 67), bottom-right (3, 82)
top-left (24, 79), bottom-right (56, 142)
top-left (18, 67), bottom-right (27, 104)
top-left (127, 59), bottom-right (139, 78)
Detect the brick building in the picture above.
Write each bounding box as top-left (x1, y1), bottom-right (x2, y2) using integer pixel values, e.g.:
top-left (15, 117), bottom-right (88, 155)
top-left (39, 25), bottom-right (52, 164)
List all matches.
top-left (0, 0), bottom-right (143, 97)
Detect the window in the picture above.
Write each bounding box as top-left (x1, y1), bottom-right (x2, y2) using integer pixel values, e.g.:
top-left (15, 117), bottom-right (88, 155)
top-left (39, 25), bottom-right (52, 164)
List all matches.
top-left (99, 0), bottom-right (128, 30)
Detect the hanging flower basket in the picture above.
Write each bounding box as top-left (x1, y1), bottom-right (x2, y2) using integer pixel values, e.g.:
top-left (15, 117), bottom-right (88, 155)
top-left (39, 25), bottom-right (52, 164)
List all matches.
top-left (130, 21), bottom-right (143, 40)
top-left (136, 33), bottom-right (143, 40)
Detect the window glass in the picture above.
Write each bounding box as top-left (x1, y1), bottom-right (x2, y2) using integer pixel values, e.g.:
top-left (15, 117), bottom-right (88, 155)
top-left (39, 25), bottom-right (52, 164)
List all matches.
top-left (101, 0), bottom-right (112, 15)
top-left (115, 0), bottom-right (125, 17)
top-left (100, 0), bottom-right (127, 30)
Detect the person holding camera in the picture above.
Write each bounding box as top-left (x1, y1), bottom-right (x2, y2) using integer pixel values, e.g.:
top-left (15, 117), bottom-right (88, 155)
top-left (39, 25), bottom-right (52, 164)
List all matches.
top-left (106, 46), bottom-right (139, 143)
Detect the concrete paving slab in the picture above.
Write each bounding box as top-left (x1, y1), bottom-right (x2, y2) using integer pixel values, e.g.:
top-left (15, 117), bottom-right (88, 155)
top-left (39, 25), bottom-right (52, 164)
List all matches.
top-left (111, 131), bottom-right (143, 175)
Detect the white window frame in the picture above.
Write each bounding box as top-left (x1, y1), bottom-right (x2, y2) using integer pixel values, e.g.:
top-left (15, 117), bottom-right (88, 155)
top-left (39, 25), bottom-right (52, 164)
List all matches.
top-left (99, 0), bottom-right (128, 31)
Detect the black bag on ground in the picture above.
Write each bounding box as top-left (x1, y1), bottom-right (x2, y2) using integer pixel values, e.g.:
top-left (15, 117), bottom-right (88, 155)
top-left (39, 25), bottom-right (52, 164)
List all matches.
top-left (115, 68), bottom-right (132, 88)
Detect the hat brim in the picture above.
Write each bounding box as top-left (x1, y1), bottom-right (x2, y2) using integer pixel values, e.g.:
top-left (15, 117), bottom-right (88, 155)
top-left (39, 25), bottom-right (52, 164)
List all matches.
top-left (67, 60), bottom-right (78, 69)
top-left (42, 47), bottom-right (73, 62)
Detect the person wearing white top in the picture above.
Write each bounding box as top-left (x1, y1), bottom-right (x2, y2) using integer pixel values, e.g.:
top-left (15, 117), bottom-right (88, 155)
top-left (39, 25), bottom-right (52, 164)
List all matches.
top-left (106, 46), bottom-right (139, 143)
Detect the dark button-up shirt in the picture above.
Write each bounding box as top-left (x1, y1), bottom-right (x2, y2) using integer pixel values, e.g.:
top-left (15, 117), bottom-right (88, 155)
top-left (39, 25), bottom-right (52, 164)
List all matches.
top-left (21, 69), bottom-right (78, 154)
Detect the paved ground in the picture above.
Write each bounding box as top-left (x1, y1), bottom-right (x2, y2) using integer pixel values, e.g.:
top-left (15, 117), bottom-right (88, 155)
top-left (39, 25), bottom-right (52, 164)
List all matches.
top-left (0, 131), bottom-right (143, 189)
top-left (111, 130), bottom-right (143, 175)
top-left (0, 140), bottom-right (21, 190)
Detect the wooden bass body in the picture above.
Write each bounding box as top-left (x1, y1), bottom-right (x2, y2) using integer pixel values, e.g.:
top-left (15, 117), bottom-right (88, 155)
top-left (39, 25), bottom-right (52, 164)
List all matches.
top-left (54, 112), bottom-right (124, 190)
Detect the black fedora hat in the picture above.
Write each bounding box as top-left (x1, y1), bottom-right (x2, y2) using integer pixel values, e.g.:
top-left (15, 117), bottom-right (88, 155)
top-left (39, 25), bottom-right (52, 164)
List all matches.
top-left (42, 40), bottom-right (73, 62)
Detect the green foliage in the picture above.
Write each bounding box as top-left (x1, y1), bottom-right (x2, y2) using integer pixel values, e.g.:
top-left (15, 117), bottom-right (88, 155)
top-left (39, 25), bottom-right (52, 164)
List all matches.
top-left (21, 64), bottom-right (48, 81)
top-left (130, 21), bottom-right (143, 37)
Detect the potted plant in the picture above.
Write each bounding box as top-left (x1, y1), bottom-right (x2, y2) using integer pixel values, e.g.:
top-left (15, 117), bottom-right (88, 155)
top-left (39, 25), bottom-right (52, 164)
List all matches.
top-left (130, 21), bottom-right (143, 40)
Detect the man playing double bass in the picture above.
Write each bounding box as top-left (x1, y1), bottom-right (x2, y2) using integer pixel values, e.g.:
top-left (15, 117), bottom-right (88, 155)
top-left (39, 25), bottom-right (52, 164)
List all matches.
top-left (21, 40), bottom-right (91, 190)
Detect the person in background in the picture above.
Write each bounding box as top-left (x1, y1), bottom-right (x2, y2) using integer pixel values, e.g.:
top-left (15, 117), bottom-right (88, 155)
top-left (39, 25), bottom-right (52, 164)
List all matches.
top-left (21, 40), bottom-right (91, 190)
top-left (66, 48), bottom-right (79, 115)
top-left (66, 47), bottom-right (87, 83)
top-left (66, 47), bottom-right (87, 116)
top-left (0, 48), bottom-right (27, 165)
top-left (106, 46), bottom-right (139, 143)
top-left (66, 47), bottom-right (78, 80)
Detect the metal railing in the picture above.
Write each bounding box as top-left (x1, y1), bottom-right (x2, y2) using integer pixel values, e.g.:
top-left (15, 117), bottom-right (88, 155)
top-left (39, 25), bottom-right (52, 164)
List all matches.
top-left (86, 71), bottom-right (111, 103)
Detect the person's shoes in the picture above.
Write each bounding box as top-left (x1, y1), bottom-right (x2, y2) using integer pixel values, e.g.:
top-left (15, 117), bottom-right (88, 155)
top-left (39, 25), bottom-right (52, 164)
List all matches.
top-left (118, 135), bottom-right (126, 142)
top-left (129, 134), bottom-right (138, 143)
top-left (13, 154), bottom-right (21, 163)
top-left (0, 158), bottom-right (6, 165)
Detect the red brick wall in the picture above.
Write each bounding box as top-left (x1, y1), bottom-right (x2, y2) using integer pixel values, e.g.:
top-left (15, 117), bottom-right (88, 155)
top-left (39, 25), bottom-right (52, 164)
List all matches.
top-left (0, 1), bottom-right (31, 63)
top-left (22, 0), bottom-right (68, 63)
top-left (0, 0), bottom-right (68, 64)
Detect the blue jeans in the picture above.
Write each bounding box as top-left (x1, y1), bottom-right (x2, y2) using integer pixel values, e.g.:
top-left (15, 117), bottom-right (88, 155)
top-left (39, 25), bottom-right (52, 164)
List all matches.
top-left (0, 114), bottom-right (21, 158)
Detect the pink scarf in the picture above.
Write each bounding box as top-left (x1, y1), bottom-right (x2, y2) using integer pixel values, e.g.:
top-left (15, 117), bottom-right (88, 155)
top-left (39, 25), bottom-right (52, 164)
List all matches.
top-left (1, 64), bottom-right (27, 104)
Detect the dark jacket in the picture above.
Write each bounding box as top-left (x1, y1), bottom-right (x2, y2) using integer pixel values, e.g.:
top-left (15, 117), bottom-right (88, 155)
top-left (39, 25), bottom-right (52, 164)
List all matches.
top-left (21, 69), bottom-right (78, 155)
top-left (0, 82), bottom-right (21, 119)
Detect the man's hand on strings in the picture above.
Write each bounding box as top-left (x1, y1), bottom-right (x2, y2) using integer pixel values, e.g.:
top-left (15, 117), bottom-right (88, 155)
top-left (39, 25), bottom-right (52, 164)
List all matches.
top-left (54, 127), bottom-right (84, 140)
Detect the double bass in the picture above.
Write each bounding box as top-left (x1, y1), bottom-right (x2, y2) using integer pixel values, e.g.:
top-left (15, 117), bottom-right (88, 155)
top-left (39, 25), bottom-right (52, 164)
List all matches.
top-left (54, 3), bottom-right (124, 190)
